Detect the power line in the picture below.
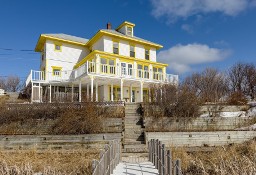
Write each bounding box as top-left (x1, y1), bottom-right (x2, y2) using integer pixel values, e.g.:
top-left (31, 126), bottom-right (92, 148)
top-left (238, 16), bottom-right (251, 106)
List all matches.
top-left (0, 47), bottom-right (34, 52)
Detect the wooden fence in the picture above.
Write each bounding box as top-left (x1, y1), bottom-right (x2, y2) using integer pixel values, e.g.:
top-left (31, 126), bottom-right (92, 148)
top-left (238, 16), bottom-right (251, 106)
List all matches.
top-left (92, 140), bottom-right (121, 175)
top-left (148, 139), bottom-right (183, 175)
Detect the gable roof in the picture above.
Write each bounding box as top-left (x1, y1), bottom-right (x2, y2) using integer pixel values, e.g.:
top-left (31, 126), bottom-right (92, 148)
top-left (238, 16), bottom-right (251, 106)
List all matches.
top-left (43, 33), bottom-right (89, 44)
top-left (101, 29), bottom-right (162, 48)
top-left (35, 33), bottom-right (88, 52)
top-left (35, 23), bottom-right (163, 52)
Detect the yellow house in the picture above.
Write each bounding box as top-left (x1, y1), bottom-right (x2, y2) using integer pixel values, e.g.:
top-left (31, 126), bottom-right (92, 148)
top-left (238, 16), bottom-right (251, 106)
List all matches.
top-left (26, 21), bottom-right (178, 103)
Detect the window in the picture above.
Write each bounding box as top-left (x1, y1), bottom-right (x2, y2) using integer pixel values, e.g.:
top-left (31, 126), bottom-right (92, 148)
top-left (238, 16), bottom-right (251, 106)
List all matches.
top-left (144, 66), bottom-right (149, 79)
top-left (101, 58), bottom-right (108, 73)
top-left (52, 66), bottom-right (62, 76)
top-left (54, 44), bottom-right (62, 51)
top-left (113, 42), bottom-right (119, 54)
top-left (145, 49), bottom-right (150, 60)
top-left (127, 27), bottom-right (133, 36)
top-left (137, 64), bottom-right (143, 78)
top-left (130, 45), bottom-right (135, 57)
top-left (53, 68), bottom-right (61, 76)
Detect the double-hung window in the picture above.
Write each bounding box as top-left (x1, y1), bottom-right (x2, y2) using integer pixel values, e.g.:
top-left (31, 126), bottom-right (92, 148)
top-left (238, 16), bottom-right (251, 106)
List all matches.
top-left (145, 49), bottom-right (150, 60)
top-left (127, 27), bottom-right (133, 36)
top-left (113, 42), bottom-right (119, 54)
top-left (130, 45), bottom-right (135, 57)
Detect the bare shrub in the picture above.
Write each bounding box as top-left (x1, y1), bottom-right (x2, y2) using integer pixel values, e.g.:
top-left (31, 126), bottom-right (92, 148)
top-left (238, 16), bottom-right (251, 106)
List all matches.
top-left (228, 62), bottom-right (256, 100)
top-left (227, 91), bottom-right (248, 105)
top-left (184, 68), bottom-right (228, 103)
top-left (144, 84), bottom-right (200, 119)
top-left (52, 103), bottom-right (103, 134)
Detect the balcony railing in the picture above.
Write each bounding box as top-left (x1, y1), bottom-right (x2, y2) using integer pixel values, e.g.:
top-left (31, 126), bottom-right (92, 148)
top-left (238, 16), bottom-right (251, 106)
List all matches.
top-left (26, 61), bottom-right (178, 85)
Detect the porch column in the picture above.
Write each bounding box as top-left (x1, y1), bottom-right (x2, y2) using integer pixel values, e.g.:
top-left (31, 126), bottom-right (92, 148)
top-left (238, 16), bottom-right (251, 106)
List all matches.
top-left (71, 84), bottom-right (74, 102)
top-left (38, 83), bottom-right (41, 102)
top-left (79, 80), bottom-right (82, 102)
top-left (31, 83), bottom-right (34, 103)
top-left (49, 84), bottom-right (52, 103)
top-left (111, 84), bottom-right (114, 101)
top-left (87, 84), bottom-right (89, 100)
top-left (95, 81), bottom-right (98, 101)
top-left (148, 87), bottom-right (151, 102)
top-left (120, 79), bottom-right (123, 101)
top-left (140, 81), bottom-right (143, 102)
top-left (160, 87), bottom-right (163, 102)
top-left (90, 76), bottom-right (94, 101)
top-left (130, 84), bottom-right (133, 103)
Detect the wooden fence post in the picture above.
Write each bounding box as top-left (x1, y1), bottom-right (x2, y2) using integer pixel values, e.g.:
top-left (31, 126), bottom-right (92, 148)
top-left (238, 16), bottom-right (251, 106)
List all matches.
top-left (92, 159), bottom-right (97, 172)
top-left (159, 141), bottom-right (162, 175)
top-left (148, 141), bottom-right (151, 162)
top-left (167, 150), bottom-right (172, 175)
top-left (162, 144), bottom-right (166, 175)
top-left (174, 159), bottom-right (181, 175)
top-left (155, 139), bottom-right (159, 169)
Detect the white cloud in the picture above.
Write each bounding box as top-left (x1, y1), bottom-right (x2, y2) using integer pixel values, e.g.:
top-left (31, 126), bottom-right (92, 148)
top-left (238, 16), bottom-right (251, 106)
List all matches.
top-left (181, 24), bottom-right (193, 33)
top-left (151, 0), bottom-right (255, 21)
top-left (157, 43), bottom-right (232, 74)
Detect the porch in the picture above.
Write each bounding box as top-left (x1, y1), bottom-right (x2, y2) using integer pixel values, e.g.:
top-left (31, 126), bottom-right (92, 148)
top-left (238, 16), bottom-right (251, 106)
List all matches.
top-left (31, 76), bottom-right (158, 103)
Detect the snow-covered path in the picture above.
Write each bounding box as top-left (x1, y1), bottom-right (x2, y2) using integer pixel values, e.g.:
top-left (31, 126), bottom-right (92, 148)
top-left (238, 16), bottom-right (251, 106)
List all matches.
top-left (112, 162), bottom-right (159, 175)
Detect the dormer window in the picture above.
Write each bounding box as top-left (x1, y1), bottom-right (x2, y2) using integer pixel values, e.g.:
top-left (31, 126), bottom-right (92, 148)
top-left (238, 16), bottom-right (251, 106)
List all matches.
top-left (145, 49), bottom-right (150, 60)
top-left (130, 45), bottom-right (135, 57)
top-left (127, 26), bottom-right (133, 36)
top-left (113, 41), bottom-right (119, 54)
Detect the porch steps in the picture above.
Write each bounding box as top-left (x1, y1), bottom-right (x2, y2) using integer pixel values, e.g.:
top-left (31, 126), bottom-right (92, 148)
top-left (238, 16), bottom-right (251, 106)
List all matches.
top-left (123, 103), bottom-right (148, 156)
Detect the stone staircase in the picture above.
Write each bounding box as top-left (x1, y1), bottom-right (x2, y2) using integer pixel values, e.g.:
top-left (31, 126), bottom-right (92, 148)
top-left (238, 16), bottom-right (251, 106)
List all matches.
top-left (122, 103), bottom-right (148, 162)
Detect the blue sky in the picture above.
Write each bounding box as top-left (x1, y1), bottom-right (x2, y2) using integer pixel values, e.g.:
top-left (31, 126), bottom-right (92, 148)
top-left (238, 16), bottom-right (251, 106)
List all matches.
top-left (0, 0), bottom-right (256, 80)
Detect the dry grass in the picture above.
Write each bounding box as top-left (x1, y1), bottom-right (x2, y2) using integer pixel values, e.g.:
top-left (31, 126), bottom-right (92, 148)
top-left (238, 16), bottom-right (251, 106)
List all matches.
top-left (0, 148), bottom-right (99, 175)
top-left (171, 139), bottom-right (256, 175)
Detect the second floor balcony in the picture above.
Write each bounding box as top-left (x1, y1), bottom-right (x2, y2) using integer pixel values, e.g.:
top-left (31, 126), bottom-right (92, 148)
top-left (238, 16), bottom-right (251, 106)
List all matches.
top-left (26, 61), bottom-right (178, 86)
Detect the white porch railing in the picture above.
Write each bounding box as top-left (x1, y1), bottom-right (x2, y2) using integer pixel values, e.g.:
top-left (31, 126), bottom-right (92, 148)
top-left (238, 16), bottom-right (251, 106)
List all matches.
top-left (26, 61), bottom-right (178, 85)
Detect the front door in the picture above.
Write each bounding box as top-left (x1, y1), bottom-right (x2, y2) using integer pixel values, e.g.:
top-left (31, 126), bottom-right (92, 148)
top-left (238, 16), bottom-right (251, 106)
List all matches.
top-left (131, 90), bottom-right (135, 102)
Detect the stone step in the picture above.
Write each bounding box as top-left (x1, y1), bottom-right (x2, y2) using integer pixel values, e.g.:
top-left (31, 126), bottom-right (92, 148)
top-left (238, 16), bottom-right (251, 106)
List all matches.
top-left (124, 130), bottom-right (144, 134)
top-left (124, 125), bottom-right (143, 129)
top-left (123, 140), bottom-right (145, 145)
top-left (123, 145), bottom-right (148, 153)
top-left (124, 138), bottom-right (144, 142)
top-left (125, 113), bottom-right (138, 115)
top-left (124, 134), bottom-right (144, 139)
top-left (121, 152), bottom-right (149, 157)
top-left (124, 119), bottom-right (143, 125)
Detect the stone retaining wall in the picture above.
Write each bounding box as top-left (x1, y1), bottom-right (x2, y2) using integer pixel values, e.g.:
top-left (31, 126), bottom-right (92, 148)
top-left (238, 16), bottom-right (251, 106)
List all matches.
top-left (144, 117), bottom-right (256, 131)
top-left (0, 133), bottom-right (122, 150)
top-left (145, 131), bottom-right (256, 147)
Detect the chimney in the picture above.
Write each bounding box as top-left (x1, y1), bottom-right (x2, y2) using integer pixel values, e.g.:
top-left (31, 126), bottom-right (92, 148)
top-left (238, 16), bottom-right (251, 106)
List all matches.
top-left (107, 22), bottom-right (112, 29)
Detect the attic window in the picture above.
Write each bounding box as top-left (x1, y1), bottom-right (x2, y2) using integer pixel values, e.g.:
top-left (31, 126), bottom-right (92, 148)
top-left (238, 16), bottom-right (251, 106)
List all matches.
top-left (127, 27), bottom-right (133, 36)
top-left (54, 44), bottom-right (62, 51)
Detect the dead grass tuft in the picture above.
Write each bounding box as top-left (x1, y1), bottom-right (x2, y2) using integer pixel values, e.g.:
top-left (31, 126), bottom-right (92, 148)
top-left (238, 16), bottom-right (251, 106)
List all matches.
top-left (171, 140), bottom-right (256, 175)
top-left (0, 148), bottom-right (99, 175)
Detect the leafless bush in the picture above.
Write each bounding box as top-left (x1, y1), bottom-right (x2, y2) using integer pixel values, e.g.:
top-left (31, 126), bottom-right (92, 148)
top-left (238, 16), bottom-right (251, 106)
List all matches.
top-left (144, 84), bottom-right (200, 119)
top-left (184, 68), bottom-right (229, 103)
top-left (52, 103), bottom-right (103, 134)
top-left (228, 62), bottom-right (256, 100)
top-left (227, 91), bottom-right (248, 105)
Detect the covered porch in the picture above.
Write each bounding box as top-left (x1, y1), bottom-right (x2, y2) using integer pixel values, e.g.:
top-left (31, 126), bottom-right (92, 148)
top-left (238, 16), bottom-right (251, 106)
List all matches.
top-left (31, 75), bottom-right (161, 103)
